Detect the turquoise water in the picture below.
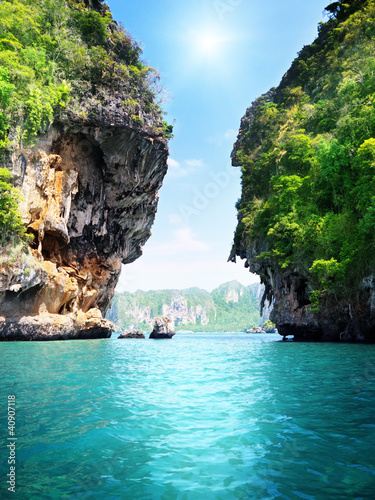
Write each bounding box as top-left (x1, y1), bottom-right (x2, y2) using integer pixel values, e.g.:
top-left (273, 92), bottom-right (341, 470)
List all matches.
top-left (1, 333), bottom-right (375, 499)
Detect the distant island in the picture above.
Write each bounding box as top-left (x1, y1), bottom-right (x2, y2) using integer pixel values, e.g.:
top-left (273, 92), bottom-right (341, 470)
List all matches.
top-left (107, 281), bottom-right (271, 333)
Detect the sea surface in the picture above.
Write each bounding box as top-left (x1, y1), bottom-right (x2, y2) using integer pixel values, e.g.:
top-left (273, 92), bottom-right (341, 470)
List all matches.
top-left (1, 333), bottom-right (375, 499)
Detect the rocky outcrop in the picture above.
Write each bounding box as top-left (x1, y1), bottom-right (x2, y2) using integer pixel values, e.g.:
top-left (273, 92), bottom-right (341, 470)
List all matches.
top-left (246, 327), bottom-right (265, 334)
top-left (118, 330), bottom-right (145, 339)
top-left (108, 281), bottom-right (270, 332)
top-left (0, 106), bottom-right (168, 341)
top-left (0, 0), bottom-right (170, 341)
top-left (225, 288), bottom-right (240, 304)
top-left (229, 0), bottom-right (375, 343)
top-left (83, 0), bottom-right (103, 11)
top-left (149, 317), bottom-right (175, 339)
top-left (230, 95), bottom-right (373, 343)
top-left (162, 295), bottom-right (210, 326)
top-left (229, 177), bottom-right (372, 342)
top-left (230, 89), bottom-right (276, 168)
top-left (267, 268), bottom-right (373, 342)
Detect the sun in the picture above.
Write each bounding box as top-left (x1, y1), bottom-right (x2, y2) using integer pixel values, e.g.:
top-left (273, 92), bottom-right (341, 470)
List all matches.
top-left (192, 30), bottom-right (224, 58)
top-left (198, 34), bottom-right (221, 56)
top-left (184, 26), bottom-right (236, 72)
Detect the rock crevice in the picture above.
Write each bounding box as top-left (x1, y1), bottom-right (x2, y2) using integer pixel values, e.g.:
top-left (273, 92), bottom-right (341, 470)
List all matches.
top-left (0, 120), bottom-right (168, 340)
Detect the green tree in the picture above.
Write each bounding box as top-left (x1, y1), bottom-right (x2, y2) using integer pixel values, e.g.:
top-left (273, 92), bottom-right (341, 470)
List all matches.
top-left (0, 68), bottom-right (14, 147)
top-left (0, 0), bottom-right (171, 146)
top-left (0, 168), bottom-right (26, 243)
top-left (231, 0), bottom-right (375, 311)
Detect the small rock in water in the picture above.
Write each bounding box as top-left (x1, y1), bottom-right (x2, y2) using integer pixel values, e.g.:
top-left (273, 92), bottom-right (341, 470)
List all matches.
top-left (118, 330), bottom-right (145, 339)
top-left (246, 327), bottom-right (266, 334)
top-left (149, 317), bottom-right (176, 339)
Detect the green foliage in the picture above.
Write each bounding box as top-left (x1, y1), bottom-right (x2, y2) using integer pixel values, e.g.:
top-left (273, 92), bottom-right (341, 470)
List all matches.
top-left (73, 9), bottom-right (111, 46)
top-left (0, 68), bottom-right (14, 147)
top-left (262, 319), bottom-right (276, 332)
top-left (0, 168), bottom-right (27, 242)
top-left (309, 257), bottom-right (348, 306)
top-left (0, 0), bottom-right (71, 145)
top-left (0, 0), bottom-right (169, 147)
top-left (163, 121), bottom-right (173, 139)
top-left (107, 282), bottom-right (268, 333)
top-left (233, 0), bottom-right (375, 309)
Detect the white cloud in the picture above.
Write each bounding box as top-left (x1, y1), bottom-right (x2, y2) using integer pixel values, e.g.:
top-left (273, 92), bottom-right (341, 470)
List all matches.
top-left (167, 157), bottom-right (189, 178)
top-left (149, 226), bottom-right (210, 256)
top-left (116, 257), bottom-right (260, 293)
top-left (185, 158), bottom-right (205, 168)
top-left (207, 128), bottom-right (238, 146)
top-left (167, 157), bottom-right (205, 178)
top-left (167, 158), bottom-right (180, 168)
top-left (224, 129), bottom-right (237, 141)
top-left (169, 213), bottom-right (184, 224)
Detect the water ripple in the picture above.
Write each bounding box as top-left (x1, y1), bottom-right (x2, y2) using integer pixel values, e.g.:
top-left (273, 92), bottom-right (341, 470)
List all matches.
top-left (0, 334), bottom-right (375, 499)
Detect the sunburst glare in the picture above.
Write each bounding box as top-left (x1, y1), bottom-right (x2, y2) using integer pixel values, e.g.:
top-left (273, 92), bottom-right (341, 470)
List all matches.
top-left (197, 32), bottom-right (223, 56)
top-left (190, 28), bottom-right (230, 61)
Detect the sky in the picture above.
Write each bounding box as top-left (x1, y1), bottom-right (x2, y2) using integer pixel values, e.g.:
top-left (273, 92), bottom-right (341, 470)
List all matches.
top-left (107, 0), bottom-right (330, 293)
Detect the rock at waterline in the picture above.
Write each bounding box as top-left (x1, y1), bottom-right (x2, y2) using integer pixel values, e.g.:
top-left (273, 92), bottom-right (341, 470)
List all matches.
top-left (246, 326), bottom-right (278, 334)
top-left (149, 317), bottom-right (176, 339)
top-left (118, 330), bottom-right (145, 339)
top-left (246, 327), bottom-right (265, 334)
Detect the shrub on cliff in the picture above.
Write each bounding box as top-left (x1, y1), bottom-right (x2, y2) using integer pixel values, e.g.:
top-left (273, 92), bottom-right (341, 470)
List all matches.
top-left (0, 168), bottom-right (27, 243)
top-left (0, 0), bottom-right (172, 242)
top-left (232, 0), bottom-right (375, 309)
top-left (0, 0), bottom-right (171, 147)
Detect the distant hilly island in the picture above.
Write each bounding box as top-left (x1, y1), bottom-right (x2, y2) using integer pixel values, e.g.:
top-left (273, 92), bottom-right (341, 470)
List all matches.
top-left (107, 281), bottom-right (271, 333)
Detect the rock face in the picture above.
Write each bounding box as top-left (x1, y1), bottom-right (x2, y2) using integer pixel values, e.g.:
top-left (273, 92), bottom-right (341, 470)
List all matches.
top-left (108, 281), bottom-right (270, 332)
top-left (229, 0), bottom-right (375, 343)
top-left (0, 116), bottom-right (168, 341)
top-left (230, 93), bottom-right (373, 343)
top-left (162, 295), bottom-right (210, 326)
top-left (149, 317), bottom-right (176, 339)
top-left (0, 0), bottom-right (170, 341)
top-left (268, 271), bottom-right (370, 342)
top-left (246, 327), bottom-right (265, 334)
top-left (118, 330), bottom-right (145, 339)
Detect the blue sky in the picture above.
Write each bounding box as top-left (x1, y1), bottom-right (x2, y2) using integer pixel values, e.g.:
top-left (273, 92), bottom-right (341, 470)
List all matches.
top-left (107, 0), bottom-right (329, 293)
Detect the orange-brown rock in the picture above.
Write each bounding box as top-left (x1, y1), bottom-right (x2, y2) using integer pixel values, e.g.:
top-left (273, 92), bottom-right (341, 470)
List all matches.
top-left (0, 118), bottom-right (168, 340)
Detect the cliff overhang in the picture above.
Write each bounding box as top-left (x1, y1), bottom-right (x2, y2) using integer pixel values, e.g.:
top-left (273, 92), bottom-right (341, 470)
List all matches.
top-left (230, 1), bottom-right (375, 342)
top-left (0, 117), bottom-right (168, 340)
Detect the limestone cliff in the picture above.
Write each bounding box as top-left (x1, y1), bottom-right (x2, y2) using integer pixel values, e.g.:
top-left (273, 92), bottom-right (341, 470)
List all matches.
top-left (0, 1), bottom-right (169, 340)
top-left (108, 281), bottom-right (270, 333)
top-left (230, 0), bottom-right (375, 342)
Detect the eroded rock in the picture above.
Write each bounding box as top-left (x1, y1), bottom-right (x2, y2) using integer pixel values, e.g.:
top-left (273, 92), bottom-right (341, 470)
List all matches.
top-left (118, 330), bottom-right (145, 339)
top-left (1, 121), bottom-right (168, 340)
top-left (149, 317), bottom-right (176, 339)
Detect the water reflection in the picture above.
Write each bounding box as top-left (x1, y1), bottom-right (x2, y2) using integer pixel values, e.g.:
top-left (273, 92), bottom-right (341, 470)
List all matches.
top-left (0, 336), bottom-right (374, 498)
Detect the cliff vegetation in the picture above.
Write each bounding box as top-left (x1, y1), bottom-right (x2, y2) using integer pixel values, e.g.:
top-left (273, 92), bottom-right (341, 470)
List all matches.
top-left (231, 0), bottom-right (375, 340)
top-left (0, 0), bottom-right (171, 340)
top-left (0, 0), bottom-right (171, 148)
top-left (0, 0), bottom-right (172, 247)
top-left (108, 281), bottom-right (270, 333)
